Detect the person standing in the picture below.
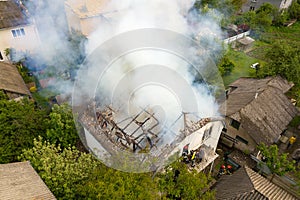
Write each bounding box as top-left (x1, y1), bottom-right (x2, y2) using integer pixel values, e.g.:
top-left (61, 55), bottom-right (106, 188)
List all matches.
top-left (287, 136), bottom-right (296, 149)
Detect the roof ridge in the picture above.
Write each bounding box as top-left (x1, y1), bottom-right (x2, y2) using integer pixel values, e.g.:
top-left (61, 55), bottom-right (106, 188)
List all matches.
top-left (244, 166), bottom-right (297, 200)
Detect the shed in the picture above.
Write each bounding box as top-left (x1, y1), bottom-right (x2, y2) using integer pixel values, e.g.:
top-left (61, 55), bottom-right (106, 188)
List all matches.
top-left (0, 62), bottom-right (31, 99)
top-left (237, 36), bottom-right (255, 51)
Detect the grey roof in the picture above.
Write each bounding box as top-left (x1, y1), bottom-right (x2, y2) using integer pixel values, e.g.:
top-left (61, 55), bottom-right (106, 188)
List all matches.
top-left (238, 36), bottom-right (255, 45)
top-left (0, 62), bottom-right (31, 96)
top-left (0, 0), bottom-right (29, 29)
top-left (0, 161), bottom-right (56, 200)
top-left (215, 166), bottom-right (298, 200)
top-left (226, 76), bottom-right (293, 116)
top-left (224, 76), bottom-right (298, 145)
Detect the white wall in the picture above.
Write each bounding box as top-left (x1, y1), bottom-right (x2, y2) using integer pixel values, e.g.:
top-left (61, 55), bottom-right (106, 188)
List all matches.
top-left (171, 121), bottom-right (224, 155)
top-left (0, 24), bottom-right (40, 61)
top-left (84, 127), bottom-right (112, 164)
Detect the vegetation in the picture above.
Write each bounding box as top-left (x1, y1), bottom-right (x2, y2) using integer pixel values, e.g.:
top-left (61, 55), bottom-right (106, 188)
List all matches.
top-left (0, 92), bottom-right (79, 163)
top-left (0, 92), bottom-right (48, 163)
top-left (218, 55), bottom-right (235, 76)
top-left (220, 49), bottom-right (258, 86)
top-left (20, 137), bottom-right (98, 199)
top-left (289, 116), bottom-right (300, 128)
top-left (288, 0), bottom-right (300, 20)
top-left (257, 143), bottom-right (295, 176)
top-left (46, 103), bottom-right (78, 148)
top-left (20, 137), bottom-right (215, 199)
top-left (157, 161), bottom-right (215, 200)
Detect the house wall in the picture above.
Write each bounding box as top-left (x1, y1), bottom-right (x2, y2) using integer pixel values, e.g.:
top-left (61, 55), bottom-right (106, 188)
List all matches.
top-left (64, 5), bottom-right (82, 34)
top-left (80, 16), bottom-right (106, 36)
top-left (84, 127), bottom-right (110, 159)
top-left (223, 117), bottom-right (257, 152)
top-left (203, 121), bottom-right (224, 151)
top-left (0, 24), bottom-right (40, 61)
top-left (242, 0), bottom-right (292, 12)
top-left (171, 120), bottom-right (224, 155)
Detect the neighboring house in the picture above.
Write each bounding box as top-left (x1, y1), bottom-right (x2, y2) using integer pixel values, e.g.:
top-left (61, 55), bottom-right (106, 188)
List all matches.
top-left (0, 62), bottom-right (31, 99)
top-left (221, 76), bottom-right (299, 152)
top-left (242, 0), bottom-right (293, 12)
top-left (214, 166), bottom-right (298, 200)
top-left (0, 0), bottom-right (40, 62)
top-left (0, 161), bottom-right (56, 200)
top-left (64, 0), bottom-right (119, 36)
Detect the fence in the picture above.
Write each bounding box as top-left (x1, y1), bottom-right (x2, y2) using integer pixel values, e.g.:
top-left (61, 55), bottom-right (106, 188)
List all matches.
top-left (223, 30), bottom-right (251, 44)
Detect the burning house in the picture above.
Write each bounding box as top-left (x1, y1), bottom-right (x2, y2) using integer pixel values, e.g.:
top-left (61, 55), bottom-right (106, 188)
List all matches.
top-left (78, 101), bottom-right (224, 172)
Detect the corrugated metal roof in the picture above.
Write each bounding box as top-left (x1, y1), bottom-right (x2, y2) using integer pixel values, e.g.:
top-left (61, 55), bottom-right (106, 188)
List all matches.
top-left (0, 161), bottom-right (56, 200)
top-left (0, 62), bottom-right (31, 96)
top-left (0, 0), bottom-right (29, 29)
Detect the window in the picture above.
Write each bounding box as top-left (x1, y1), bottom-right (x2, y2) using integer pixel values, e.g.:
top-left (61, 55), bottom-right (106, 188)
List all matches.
top-left (236, 135), bottom-right (248, 145)
top-left (0, 51), bottom-right (3, 60)
top-left (230, 119), bottom-right (240, 130)
top-left (202, 126), bottom-right (212, 141)
top-left (11, 28), bottom-right (25, 38)
top-left (12, 30), bottom-right (17, 37)
top-left (20, 28), bottom-right (25, 36)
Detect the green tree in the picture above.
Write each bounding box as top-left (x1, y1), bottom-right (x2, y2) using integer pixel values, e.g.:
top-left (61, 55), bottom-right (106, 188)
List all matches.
top-left (157, 161), bottom-right (215, 200)
top-left (19, 137), bottom-right (98, 199)
top-left (260, 41), bottom-right (300, 87)
top-left (78, 167), bottom-right (160, 199)
top-left (0, 95), bottom-right (48, 163)
top-left (46, 103), bottom-right (79, 148)
top-left (257, 143), bottom-right (295, 176)
top-left (218, 56), bottom-right (235, 76)
top-left (288, 0), bottom-right (300, 20)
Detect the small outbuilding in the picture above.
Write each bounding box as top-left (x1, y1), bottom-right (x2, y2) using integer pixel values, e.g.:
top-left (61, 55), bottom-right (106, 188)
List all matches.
top-left (0, 62), bottom-right (31, 99)
top-left (237, 36), bottom-right (255, 51)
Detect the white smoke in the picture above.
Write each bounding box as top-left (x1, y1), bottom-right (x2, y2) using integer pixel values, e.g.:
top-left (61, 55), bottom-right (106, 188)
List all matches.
top-left (81, 0), bottom-right (224, 123)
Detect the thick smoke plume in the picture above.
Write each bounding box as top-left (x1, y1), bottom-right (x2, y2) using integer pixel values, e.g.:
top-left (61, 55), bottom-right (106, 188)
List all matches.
top-left (13, 0), bottom-right (226, 171)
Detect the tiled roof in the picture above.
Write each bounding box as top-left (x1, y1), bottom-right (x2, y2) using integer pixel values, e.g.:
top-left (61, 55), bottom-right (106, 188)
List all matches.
top-left (223, 76), bottom-right (299, 145)
top-left (245, 167), bottom-right (297, 200)
top-left (0, 161), bottom-right (56, 200)
top-left (215, 166), bottom-right (298, 200)
top-left (0, 0), bottom-right (29, 29)
top-left (0, 62), bottom-right (31, 96)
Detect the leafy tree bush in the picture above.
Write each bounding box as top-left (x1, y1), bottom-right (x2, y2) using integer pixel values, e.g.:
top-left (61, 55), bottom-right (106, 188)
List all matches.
top-left (288, 0), bottom-right (300, 20)
top-left (157, 161), bottom-right (215, 200)
top-left (46, 103), bottom-right (79, 148)
top-left (218, 56), bottom-right (235, 76)
top-left (0, 94), bottom-right (48, 163)
top-left (257, 143), bottom-right (295, 176)
top-left (259, 41), bottom-right (300, 88)
top-left (20, 137), bottom-right (99, 199)
top-left (20, 137), bottom-right (216, 199)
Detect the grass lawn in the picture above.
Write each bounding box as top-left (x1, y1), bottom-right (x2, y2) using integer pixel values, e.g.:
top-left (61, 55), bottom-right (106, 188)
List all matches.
top-left (221, 50), bottom-right (260, 87)
top-left (222, 22), bottom-right (300, 88)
